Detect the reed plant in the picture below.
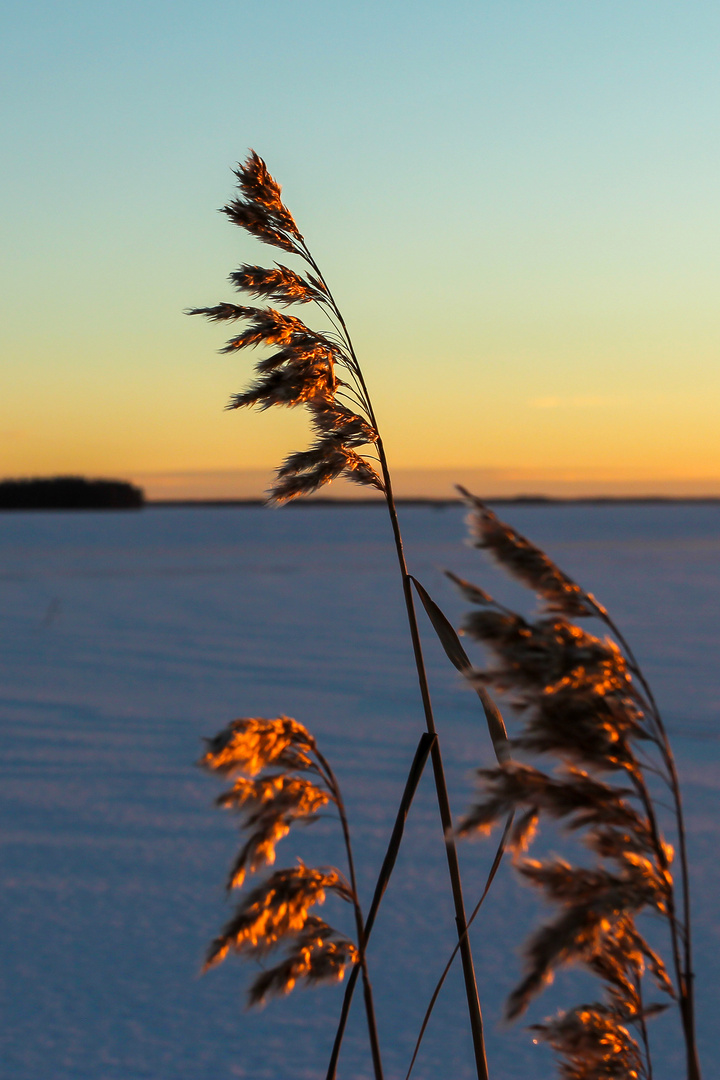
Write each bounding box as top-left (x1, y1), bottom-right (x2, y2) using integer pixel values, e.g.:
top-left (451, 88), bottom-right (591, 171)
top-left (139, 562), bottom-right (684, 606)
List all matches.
top-left (447, 491), bottom-right (702, 1080)
top-left (190, 152), bottom-right (702, 1080)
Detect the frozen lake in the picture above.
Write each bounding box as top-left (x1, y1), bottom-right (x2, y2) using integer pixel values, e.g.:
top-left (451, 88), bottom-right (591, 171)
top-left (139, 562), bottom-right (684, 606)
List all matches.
top-left (1, 503), bottom-right (718, 1080)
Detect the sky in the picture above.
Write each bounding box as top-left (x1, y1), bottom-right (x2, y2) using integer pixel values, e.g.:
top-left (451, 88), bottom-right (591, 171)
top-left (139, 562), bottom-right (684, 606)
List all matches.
top-left (2, 0), bottom-right (720, 498)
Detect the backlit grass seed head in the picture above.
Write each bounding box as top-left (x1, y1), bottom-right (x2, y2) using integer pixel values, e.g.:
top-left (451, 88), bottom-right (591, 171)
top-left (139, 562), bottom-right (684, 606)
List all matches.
top-left (452, 483), bottom-right (667, 1018)
top-left (453, 503), bottom-right (678, 1067)
top-left (228, 363), bottom-right (337, 413)
top-left (457, 487), bottom-right (599, 618)
top-left (495, 825), bottom-right (674, 1022)
top-left (219, 775), bottom-right (331, 890)
top-left (457, 763), bottom-right (650, 850)
top-left (531, 1006), bottom-right (644, 1080)
top-left (248, 917), bottom-right (359, 1006)
top-left (529, 919), bottom-right (673, 1078)
top-left (445, 570), bottom-right (497, 608)
top-left (199, 716), bottom-right (317, 778)
top-left (229, 264), bottom-right (324, 306)
top-left (219, 308), bottom-right (321, 354)
top-left (222, 150), bottom-right (303, 252)
top-left (518, 859), bottom-right (667, 913)
top-left (232, 152), bottom-right (299, 230)
top-left (464, 612), bottom-right (635, 701)
top-left (203, 863), bottom-right (352, 972)
top-left (190, 150), bottom-right (384, 502)
top-left (217, 773), bottom-right (330, 814)
top-left (226, 822), bottom-right (291, 890)
top-left (514, 690), bottom-right (642, 774)
top-left (271, 447), bottom-right (384, 503)
top-left (461, 610), bottom-right (646, 770)
top-left (505, 897), bottom-right (655, 1022)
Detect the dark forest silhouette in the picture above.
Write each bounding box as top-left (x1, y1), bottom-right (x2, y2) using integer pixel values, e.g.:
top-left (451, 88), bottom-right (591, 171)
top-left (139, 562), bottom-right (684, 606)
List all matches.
top-left (0, 476), bottom-right (144, 510)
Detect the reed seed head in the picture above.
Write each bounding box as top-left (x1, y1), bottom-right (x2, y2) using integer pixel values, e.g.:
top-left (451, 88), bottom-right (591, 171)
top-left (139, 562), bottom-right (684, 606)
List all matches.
top-left (190, 150), bottom-right (385, 502)
top-left (200, 712), bottom-right (360, 1014)
top-left (248, 916), bottom-right (358, 1006)
top-left (203, 862), bottom-right (352, 972)
top-left (457, 487), bottom-right (599, 618)
top-left (199, 716), bottom-right (317, 778)
top-left (453, 501), bottom-right (678, 1077)
top-left (530, 1004), bottom-right (644, 1079)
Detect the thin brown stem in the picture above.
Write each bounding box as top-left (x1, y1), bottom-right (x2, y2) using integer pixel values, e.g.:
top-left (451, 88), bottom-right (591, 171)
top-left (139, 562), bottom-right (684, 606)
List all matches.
top-left (634, 970), bottom-right (653, 1080)
top-left (325, 733), bottom-right (435, 1080)
top-left (300, 251), bottom-right (490, 1080)
top-left (374, 441), bottom-right (490, 1080)
top-left (315, 748), bottom-right (385, 1080)
top-left (629, 765), bottom-right (688, 1009)
top-left (405, 811), bottom-right (513, 1080)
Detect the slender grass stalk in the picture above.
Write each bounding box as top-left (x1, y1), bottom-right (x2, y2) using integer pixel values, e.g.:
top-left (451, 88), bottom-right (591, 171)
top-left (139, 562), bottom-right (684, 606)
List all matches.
top-left (326, 733), bottom-right (436, 1080)
top-left (297, 251), bottom-right (491, 1080)
top-left (405, 810), bottom-right (515, 1080)
top-left (313, 746), bottom-right (385, 1080)
top-left (190, 151), bottom-right (491, 1080)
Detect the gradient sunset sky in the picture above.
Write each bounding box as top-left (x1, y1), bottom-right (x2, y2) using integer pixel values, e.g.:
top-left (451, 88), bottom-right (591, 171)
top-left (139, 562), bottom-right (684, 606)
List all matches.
top-left (3, 1), bottom-right (719, 498)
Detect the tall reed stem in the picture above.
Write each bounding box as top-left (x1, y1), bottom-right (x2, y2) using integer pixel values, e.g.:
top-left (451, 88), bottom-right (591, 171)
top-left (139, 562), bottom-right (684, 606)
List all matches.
top-left (376, 442), bottom-right (490, 1080)
top-left (301, 250), bottom-right (490, 1080)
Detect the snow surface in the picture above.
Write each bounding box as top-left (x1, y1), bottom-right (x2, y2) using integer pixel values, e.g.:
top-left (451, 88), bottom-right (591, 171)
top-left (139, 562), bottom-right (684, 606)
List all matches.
top-left (1, 503), bottom-right (718, 1080)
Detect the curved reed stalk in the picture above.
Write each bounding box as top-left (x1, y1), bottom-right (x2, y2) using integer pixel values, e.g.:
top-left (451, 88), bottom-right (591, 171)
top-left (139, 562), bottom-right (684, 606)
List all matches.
top-left (199, 715), bottom-right (385, 1080)
top-left (190, 151), bottom-right (490, 1080)
top-left (452, 492), bottom-right (702, 1080)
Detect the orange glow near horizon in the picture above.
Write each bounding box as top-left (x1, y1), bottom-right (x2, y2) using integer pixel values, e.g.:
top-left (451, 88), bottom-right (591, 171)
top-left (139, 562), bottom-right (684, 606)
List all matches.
top-left (2, 5), bottom-right (720, 500)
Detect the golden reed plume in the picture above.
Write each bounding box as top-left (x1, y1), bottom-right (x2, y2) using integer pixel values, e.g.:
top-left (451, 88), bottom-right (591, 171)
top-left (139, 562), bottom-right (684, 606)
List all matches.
top-left (199, 716), bottom-right (358, 1004)
top-left (453, 493), bottom-right (701, 1080)
top-left (188, 150), bottom-right (383, 502)
top-left (190, 151), bottom-right (702, 1080)
top-left (199, 713), bottom-right (384, 1079)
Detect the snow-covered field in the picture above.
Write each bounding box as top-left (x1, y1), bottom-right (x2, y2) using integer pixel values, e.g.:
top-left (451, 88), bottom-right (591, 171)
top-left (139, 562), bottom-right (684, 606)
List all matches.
top-left (1, 503), bottom-right (718, 1080)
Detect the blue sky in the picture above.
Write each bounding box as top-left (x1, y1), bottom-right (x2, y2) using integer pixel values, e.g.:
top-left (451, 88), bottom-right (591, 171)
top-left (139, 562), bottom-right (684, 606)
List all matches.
top-left (3, 1), bottom-right (719, 496)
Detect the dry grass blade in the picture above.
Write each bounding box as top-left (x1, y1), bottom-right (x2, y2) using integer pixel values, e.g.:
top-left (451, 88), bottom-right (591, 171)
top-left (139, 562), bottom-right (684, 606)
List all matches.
top-left (326, 733), bottom-right (436, 1080)
top-left (410, 576), bottom-right (510, 764)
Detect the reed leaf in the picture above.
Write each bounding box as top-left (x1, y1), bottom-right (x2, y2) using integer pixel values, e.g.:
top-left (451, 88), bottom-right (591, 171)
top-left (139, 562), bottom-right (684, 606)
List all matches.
top-left (326, 733), bottom-right (436, 1080)
top-left (410, 576), bottom-right (510, 764)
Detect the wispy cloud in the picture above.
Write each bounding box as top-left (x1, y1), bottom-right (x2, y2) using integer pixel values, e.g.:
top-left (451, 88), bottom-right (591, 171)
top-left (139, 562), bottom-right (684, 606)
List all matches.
top-left (529, 395), bottom-right (629, 409)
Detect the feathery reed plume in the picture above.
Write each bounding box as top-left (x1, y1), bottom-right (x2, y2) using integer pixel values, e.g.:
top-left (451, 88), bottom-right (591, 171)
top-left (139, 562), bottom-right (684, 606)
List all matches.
top-left (200, 715), bottom-right (384, 1079)
top-left (188, 150), bottom-right (383, 503)
top-left (192, 151), bottom-right (491, 1080)
top-left (456, 486), bottom-right (601, 619)
top-left (453, 494), bottom-right (702, 1080)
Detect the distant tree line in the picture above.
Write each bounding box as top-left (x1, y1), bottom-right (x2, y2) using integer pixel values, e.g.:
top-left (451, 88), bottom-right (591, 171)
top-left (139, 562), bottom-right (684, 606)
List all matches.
top-left (0, 476), bottom-right (144, 510)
